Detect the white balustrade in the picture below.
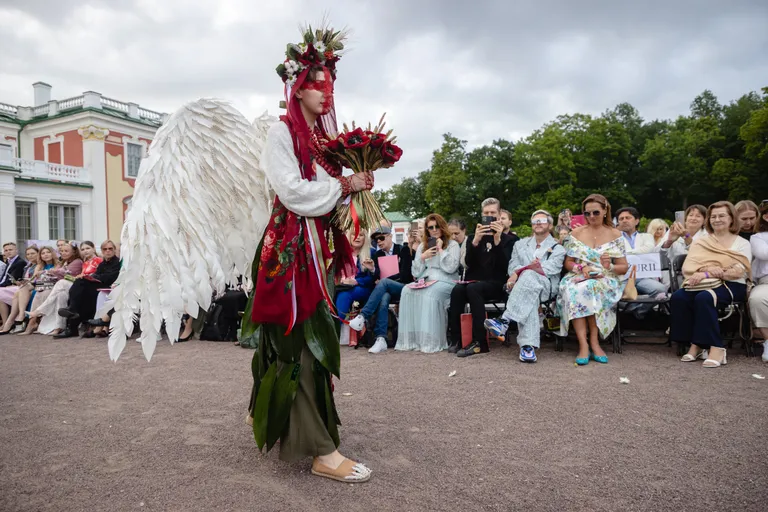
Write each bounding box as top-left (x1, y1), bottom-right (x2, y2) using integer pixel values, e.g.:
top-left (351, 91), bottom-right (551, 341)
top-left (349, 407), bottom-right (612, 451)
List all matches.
top-left (0, 157), bottom-right (90, 184)
top-left (0, 102), bottom-right (18, 116)
top-left (2, 92), bottom-right (164, 124)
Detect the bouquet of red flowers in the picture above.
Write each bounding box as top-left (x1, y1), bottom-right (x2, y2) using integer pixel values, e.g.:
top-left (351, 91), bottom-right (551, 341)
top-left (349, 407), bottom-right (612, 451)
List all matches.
top-left (323, 114), bottom-right (403, 235)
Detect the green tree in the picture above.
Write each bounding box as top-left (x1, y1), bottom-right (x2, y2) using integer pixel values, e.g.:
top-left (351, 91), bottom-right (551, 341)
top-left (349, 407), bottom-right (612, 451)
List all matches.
top-left (423, 134), bottom-right (468, 219)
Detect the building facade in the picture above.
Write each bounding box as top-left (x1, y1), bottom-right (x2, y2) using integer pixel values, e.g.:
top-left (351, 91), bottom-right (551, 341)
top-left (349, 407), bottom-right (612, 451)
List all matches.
top-left (0, 82), bottom-right (165, 247)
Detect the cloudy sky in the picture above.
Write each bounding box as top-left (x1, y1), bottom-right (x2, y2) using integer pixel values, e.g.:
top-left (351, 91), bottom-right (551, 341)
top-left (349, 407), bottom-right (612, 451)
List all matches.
top-left (1, 0), bottom-right (767, 189)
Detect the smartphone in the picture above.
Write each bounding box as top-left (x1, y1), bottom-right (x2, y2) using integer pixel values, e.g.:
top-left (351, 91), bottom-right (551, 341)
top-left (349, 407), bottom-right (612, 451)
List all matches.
top-left (674, 210), bottom-right (685, 224)
top-left (428, 237), bottom-right (437, 249)
top-left (481, 215), bottom-right (496, 226)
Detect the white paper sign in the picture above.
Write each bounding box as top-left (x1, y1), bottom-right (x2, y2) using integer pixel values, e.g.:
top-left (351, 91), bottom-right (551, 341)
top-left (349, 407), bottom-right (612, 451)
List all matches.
top-left (626, 253), bottom-right (662, 279)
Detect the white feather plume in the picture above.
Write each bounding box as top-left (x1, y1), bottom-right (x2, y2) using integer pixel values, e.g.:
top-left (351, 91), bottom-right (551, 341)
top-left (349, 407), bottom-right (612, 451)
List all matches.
top-left (107, 100), bottom-right (277, 361)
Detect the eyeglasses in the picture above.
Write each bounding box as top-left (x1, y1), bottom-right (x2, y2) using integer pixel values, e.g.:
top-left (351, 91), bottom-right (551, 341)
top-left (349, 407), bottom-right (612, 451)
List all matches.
top-left (102, 247), bottom-right (115, 251)
top-left (709, 214), bottom-right (730, 220)
top-left (427, 225), bottom-right (440, 231)
top-left (583, 210), bottom-right (602, 217)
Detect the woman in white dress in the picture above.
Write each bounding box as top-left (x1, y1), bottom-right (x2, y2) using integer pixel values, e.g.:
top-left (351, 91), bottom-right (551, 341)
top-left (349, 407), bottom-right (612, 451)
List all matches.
top-left (396, 213), bottom-right (460, 353)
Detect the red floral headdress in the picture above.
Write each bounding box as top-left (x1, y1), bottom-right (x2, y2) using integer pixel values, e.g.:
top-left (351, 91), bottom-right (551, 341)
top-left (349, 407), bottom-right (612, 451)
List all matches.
top-left (275, 25), bottom-right (348, 88)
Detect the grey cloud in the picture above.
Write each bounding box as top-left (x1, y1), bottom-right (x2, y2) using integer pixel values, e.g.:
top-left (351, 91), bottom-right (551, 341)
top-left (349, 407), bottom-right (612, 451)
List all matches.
top-left (1, 0), bottom-right (766, 190)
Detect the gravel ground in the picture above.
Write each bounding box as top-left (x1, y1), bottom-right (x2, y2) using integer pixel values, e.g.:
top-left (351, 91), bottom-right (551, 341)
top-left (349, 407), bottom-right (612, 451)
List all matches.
top-left (1, 334), bottom-right (766, 512)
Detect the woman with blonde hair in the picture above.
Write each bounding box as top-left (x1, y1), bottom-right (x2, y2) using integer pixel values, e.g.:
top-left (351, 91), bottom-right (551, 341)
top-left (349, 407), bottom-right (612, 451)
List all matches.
top-left (0, 246), bottom-right (60, 333)
top-left (735, 200), bottom-right (759, 241)
top-left (647, 218), bottom-right (669, 248)
top-left (395, 213), bottom-right (460, 353)
top-left (336, 230), bottom-right (376, 345)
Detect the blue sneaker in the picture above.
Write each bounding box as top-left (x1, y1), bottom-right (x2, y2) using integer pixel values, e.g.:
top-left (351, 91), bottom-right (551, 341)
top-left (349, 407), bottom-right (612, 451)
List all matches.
top-left (484, 318), bottom-right (508, 340)
top-left (519, 345), bottom-right (537, 363)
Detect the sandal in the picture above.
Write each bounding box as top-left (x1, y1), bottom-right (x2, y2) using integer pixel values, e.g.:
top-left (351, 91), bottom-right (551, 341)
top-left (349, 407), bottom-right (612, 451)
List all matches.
top-left (681, 349), bottom-right (709, 362)
top-left (311, 457), bottom-right (372, 483)
top-left (702, 348), bottom-right (727, 368)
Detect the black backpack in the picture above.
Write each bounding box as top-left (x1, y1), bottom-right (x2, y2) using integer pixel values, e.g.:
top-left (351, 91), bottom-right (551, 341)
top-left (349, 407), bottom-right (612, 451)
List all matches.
top-left (200, 304), bottom-right (237, 341)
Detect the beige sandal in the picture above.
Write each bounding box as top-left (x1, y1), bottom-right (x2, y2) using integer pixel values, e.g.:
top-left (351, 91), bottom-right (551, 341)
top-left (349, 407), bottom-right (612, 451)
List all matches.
top-left (311, 457), bottom-right (372, 483)
top-left (681, 349), bottom-right (709, 362)
top-left (245, 414), bottom-right (253, 426)
top-left (702, 348), bottom-right (727, 368)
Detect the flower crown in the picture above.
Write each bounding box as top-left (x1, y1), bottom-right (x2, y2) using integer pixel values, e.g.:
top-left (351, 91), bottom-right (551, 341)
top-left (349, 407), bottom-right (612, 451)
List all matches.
top-left (276, 25), bottom-right (348, 88)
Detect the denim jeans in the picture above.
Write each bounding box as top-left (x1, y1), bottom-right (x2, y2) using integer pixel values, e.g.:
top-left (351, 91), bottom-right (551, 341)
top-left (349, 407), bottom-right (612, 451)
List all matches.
top-left (360, 278), bottom-right (405, 337)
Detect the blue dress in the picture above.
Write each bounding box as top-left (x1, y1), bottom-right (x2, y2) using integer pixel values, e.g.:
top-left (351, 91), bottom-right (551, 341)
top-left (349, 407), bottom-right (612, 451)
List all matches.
top-left (396, 240), bottom-right (460, 353)
top-left (335, 256), bottom-right (375, 321)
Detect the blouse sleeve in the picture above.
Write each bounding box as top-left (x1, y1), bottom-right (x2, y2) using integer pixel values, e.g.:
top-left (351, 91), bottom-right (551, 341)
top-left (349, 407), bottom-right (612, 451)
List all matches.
top-left (507, 241), bottom-right (523, 275)
top-left (411, 245), bottom-right (426, 279)
top-left (67, 259), bottom-right (83, 276)
top-left (736, 237), bottom-right (752, 264)
top-left (439, 241), bottom-right (460, 274)
top-left (751, 234), bottom-right (768, 261)
top-left (262, 123), bottom-right (342, 217)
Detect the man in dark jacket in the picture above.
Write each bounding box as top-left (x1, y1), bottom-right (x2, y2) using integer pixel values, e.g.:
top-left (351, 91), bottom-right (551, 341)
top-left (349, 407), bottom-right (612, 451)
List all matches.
top-left (449, 198), bottom-right (518, 356)
top-left (348, 226), bottom-right (414, 354)
top-left (0, 242), bottom-right (27, 287)
top-left (56, 240), bottom-right (121, 338)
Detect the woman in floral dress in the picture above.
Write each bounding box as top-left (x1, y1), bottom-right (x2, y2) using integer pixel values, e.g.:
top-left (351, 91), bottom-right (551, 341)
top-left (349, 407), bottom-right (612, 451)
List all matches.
top-left (558, 194), bottom-right (628, 365)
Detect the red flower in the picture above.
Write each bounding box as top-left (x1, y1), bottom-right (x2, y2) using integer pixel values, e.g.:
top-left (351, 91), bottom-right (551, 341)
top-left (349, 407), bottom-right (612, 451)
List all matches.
top-left (370, 132), bottom-right (386, 149)
top-left (381, 141), bottom-right (403, 165)
top-left (340, 127), bottom-right (370, 149)
top-left (324, 138), bottom-right (343, 152)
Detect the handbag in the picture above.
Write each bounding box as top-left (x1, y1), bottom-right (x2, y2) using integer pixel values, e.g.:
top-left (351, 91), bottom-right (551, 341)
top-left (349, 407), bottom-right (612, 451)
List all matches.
top-left (682, 277), bottom-right (723, 292)
top-left (622, 266), bottom-right (638, 300)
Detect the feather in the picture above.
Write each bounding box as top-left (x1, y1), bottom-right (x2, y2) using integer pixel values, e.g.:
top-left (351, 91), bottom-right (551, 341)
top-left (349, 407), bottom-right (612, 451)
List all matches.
top-left (106, 99), bottom-right (278, 361)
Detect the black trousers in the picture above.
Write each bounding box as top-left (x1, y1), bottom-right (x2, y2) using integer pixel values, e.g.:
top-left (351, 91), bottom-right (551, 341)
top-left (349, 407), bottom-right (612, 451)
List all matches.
top-left (449, 281), bottom-right (506, 351)
top-left (67, 279), bottom-right (101, 325)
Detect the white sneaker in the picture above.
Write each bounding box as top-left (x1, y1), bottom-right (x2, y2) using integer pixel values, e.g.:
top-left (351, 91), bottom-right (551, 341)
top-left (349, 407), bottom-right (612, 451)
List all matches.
top-left (349, 314), bottom-right (365, 332)
top-left (762, 342), bottom-right (768, 363)
top-left (368, 337), bottom-right (388, 354)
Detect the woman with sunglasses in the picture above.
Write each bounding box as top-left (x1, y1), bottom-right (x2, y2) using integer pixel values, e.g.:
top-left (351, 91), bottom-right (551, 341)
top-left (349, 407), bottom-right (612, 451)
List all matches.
top-left (395, 213), bottom-right (460, 353)
top-left (558, 194), bottom-right (629, 365)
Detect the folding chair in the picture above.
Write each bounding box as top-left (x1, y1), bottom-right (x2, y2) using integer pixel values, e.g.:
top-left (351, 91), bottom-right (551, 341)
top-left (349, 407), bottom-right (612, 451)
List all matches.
top-left (613, 252), bottom-right (672, 354)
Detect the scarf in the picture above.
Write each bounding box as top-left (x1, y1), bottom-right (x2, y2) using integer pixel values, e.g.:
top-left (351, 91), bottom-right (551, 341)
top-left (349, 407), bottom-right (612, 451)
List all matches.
top-left (682, 235), bottom-right (751, 279)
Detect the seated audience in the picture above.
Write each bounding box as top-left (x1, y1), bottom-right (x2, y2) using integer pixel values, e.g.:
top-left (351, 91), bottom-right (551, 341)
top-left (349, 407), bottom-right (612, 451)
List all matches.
top-left (449, 198), bottom-right (518, 357)
top-left (447, 218), bottom-right (468, 277)
top-left (672, 201), bottom-right (751, 367)
top-left (558, 194), bottom-right (628, 365)
top-left (336, 231), bottom-right (376, 345)
top-left (0, 242), bottom-right (27, 289)
top-left (55, 240), bottom-right (120, 338)
top-left (0, 256), bottom-right (5, 283)
top-left (557, 209), bottom-right (572, 231)
top-left (0, 246), bottom-right (37, 329)
top-left (647, 218), bottom-right (669, 248)
top-left (661, 204), bottom-right (707, 261)
top-left (484, 210), bottom-right (566, 362)
top-left (395, 213), bottom-right (460, 353)
top-left (748, 201), bottom-right (768, 362)
top-left (56, 239), bottom-right (69, 255)
top-left (22, 244), bottom-right (82, 335)
top-left (735, 200), bottom-right (759, 241)
top-left (616, 206), bottom-right (668, 319)
top-left (1, 246), bottom-right (59, 334)
top-left (32, 241), bottom-right (101, 336)
top-left (348, 226), bottom-right (414, 354)
top-left (500, 209), bottom-right (513, 235)
top-left (555, 225), bottom-right (570, 244)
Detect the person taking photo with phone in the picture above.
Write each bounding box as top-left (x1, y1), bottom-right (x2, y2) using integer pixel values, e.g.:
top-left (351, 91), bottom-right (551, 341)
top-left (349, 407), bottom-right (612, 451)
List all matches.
top-left (447, 198), bottom-right (518, 357)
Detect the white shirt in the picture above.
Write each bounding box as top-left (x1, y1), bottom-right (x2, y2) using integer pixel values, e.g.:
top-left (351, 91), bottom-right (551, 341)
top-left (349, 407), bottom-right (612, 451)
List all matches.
top-left (261, 122), bottom-right (342, 217)
top-left (621, 231), bottom-right (656, 255)
top-left (661, 229), bottom-right (707, 262)
top-left (751, 232), bottom-right (768, 281)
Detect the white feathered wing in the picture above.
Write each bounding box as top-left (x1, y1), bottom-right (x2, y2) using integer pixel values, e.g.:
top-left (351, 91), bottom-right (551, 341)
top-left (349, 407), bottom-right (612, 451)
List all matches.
top-left (107, 99), bottom-right (277, 362)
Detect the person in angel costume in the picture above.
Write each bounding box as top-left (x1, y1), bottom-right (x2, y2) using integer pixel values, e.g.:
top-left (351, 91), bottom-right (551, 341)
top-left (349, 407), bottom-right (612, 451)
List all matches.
top-left (105, 25), bottom-right (373, 483)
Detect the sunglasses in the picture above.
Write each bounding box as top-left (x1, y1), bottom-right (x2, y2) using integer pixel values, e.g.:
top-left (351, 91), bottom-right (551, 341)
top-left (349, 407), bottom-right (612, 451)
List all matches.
top-left (583, 210), bottom-right (602, 217)
top-left (373, 235), bottom-right (386, 242)
top-left (531, 219), bottom-right (549, 226)
top-left (427, 225), bottom-right (440, 231)
top-left (102, 247), bottom-right (115, 251)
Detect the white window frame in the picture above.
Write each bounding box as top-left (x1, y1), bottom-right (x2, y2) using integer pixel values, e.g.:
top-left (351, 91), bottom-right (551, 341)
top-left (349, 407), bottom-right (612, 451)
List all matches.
top-left (124, 138), bottom-right (147, 178)
top-left (48, 203), bottom-right (80, 241)
top-left (43, 135), bottom-right (65, 163)
top-left (15, 201), bottom-right (37, 248)
top-left (0, 142), bottom-right (13, 164)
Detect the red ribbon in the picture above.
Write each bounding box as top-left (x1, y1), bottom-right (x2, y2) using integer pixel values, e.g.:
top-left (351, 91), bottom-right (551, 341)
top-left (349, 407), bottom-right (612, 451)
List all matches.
top-left (350, 196), bottom-right (361, 239)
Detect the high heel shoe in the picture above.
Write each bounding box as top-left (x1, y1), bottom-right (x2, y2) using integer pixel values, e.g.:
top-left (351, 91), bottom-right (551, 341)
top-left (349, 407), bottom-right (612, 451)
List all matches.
top-left (589, 352), bottom-right (608, 364)
top-left (178, 333), bottom-right (193, 342)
